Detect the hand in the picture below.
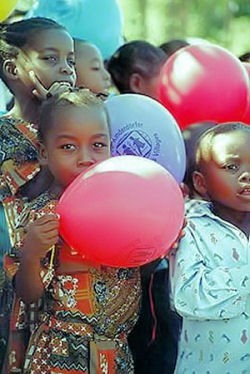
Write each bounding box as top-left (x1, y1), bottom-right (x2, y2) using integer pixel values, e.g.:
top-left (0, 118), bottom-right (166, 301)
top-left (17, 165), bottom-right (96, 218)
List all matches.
top-left (22, 213), bottom-right (59, 260)
top-left (29, 70), bottom-right (72, 101)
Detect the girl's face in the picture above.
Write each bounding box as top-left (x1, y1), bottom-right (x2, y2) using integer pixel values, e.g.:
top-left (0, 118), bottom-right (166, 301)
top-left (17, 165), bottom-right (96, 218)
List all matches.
top-left (74, 42), bottom-right (111, 95)
top-left (196, 130), bottom-right (250, 215)
top-left (15, 28), bottom-right (76, 92)
top-left (40, 106), bottom-right (111, 188)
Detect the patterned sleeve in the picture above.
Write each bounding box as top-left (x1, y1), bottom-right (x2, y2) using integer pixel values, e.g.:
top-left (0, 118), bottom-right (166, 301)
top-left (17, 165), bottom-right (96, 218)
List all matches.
top-left (4, 200), bottom-right (57, 289)
top-left (170, 224), bottom-right (250, 321)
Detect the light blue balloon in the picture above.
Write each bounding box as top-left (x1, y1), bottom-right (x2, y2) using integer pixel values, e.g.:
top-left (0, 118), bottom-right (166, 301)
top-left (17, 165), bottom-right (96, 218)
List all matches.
top-left (105, 94), bottom-right (186, 183)
top-left (26, 0), bottom-right (123, 60)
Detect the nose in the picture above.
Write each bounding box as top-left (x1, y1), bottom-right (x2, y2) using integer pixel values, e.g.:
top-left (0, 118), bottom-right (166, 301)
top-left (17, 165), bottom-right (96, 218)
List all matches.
top-left (239, 171), bottom-right (250, 183)
top-left (103, 68), bottom-right (111, 84)
top-left (60, 60), bottom-right (75, 76)
top-left (77, 148), bottom-right (95, 168)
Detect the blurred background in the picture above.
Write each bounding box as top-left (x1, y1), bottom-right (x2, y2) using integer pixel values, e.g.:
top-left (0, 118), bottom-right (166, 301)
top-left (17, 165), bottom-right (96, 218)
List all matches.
top-left (119, 0), bottom-right (250, 56)
top-left (8, 0), bottom-right (250, 57)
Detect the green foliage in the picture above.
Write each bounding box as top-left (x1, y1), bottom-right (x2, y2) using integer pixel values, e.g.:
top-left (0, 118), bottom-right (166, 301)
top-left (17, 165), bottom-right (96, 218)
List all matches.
top-left (119, 0), bottom-right (250, 56)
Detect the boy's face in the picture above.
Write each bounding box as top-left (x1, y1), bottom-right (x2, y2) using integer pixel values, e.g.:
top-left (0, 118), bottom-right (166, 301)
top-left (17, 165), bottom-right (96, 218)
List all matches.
top-left (74, 43), bottom-right (110, 95)
top-left (41, 106), bottom-right (111, 188)
top-left (198, 130), bottom-right (250, 213)
top-left (15, 28), bottom-right (76, 92)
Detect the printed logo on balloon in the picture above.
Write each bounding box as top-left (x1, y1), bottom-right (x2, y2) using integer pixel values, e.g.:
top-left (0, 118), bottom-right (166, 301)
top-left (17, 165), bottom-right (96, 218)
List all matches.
top-left (106, 94), bottom-right (186, 184)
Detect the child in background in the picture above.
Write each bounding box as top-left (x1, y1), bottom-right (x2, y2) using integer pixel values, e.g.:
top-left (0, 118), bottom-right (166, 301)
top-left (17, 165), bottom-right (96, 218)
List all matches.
top-left (11, 88), bottom-right (141, 373)
top-left (170, 122), bottom-right (250, 373)
top-left (159, 39), bottom-right (189, 58)
top-left (106, 40), bottom-right (167, 100)
top-left (0, 16), bottom-right (76, 371)
top-left (74, 39), bottom-right (111, 97)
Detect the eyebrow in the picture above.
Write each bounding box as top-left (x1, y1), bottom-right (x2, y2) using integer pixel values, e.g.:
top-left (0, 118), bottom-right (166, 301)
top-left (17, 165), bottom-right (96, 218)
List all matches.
top-left (55, 133), bottom-right (109, 139)
top-left (38, 48), bottom-right (74, 55)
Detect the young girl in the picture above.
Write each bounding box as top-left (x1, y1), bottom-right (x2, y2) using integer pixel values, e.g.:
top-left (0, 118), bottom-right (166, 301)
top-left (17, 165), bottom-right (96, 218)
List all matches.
top-left (0, 16), bottom-right (76, 371)
top-left (74, 39), bottom-right (111, 96)
top-left (170, 123), bottom-right (250, 373)
top-left (12, 88), bottom-right (141, 373)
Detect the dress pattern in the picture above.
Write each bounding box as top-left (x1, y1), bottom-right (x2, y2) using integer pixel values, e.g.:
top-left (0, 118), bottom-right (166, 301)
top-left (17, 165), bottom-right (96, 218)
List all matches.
top-left (5, 192), bottom-right (141, 373)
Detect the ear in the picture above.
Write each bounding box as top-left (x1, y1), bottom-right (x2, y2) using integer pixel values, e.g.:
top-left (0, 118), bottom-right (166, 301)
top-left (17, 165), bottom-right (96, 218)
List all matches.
top-left (192, 171), bottom-right (207, 197)
top-left (129, 73), bottom-right (143, 93)
top-left (37, 142), bottom-right (49, 166)
top-left (3, 60), bottom-right (18, 81)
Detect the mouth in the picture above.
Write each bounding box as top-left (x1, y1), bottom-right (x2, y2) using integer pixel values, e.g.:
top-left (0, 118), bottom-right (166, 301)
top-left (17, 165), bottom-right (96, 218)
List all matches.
top-left (238, 186), bottom-right (250, 198)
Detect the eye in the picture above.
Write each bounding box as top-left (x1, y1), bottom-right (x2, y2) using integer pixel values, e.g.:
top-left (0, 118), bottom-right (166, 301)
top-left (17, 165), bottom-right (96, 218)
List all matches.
top-left (92, 65), bottom-right (101, 71)
top-left (93, 142), bottom-right (108, 149)
top-left (223, 163), bottom-right (239, 172)
top-left (68, 58), bottom-right (76, 67)
top-left (43, 55), bottom-right (57, 63)
top-left (60, 144), bottom-right (76, 151)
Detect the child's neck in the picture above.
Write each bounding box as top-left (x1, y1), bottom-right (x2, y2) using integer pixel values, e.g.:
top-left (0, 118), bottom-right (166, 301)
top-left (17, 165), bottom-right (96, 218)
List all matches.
top-left (211, 202), bottom-right (250, 237)
top-left (49, 182), bottom-right (65, 198)
top-left (8, 95), bottom-right (40, 125)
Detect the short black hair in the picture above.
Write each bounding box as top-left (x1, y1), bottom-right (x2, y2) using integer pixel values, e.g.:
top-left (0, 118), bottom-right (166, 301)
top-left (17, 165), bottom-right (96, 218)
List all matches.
top-left (107, 40), bottom-right (166, 93)
top-left (195, 122), bottom-right (250, 168)
top-left (38, 88), bottom-right (110, 143)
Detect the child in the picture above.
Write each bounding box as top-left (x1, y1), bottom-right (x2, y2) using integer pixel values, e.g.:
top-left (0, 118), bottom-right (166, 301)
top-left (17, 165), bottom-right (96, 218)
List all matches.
top-left (0, 16), bottom-right (76, 371)
top-left (170, 122), bottom-right (250, 373)
top-left (12, 88), bottom-right (141, 373)
top-left (106, 40), bottom-right (167, 100)
top-left (74, 39), bottom-right (111, 97)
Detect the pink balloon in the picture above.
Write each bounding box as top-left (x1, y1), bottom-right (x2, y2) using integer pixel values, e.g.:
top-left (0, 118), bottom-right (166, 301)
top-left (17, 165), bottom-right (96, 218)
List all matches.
top-left (157, 44), bottom-right (249, 130)
top-left (57, 156), bottom-right (184, 267)
top-left (241, 63), bottom-right (250, 125)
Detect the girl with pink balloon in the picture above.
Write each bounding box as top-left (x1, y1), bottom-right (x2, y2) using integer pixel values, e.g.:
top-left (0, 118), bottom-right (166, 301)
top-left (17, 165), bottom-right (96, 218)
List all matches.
top-left (8, 88), bottom-right (140, 373)
top-left (8, 88), bottom-right (184, 373)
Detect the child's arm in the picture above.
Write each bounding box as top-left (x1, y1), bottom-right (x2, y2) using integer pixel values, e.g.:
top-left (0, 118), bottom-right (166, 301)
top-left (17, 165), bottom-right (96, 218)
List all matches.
top-left (14, 214), bottom-right (59, 304)
top-left (170, 225), bottom-right (250, 320)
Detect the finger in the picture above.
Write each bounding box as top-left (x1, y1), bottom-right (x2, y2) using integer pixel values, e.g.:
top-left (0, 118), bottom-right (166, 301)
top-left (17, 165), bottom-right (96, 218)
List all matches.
top-left (29, 71), bottom-right (48, 99)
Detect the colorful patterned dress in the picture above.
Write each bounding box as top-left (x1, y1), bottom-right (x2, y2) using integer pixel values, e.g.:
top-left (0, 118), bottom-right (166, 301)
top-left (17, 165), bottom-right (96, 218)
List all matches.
top-left (170, 201), bottom-right (250, 374)
top-left (0, 116), bottom-right (40, 371)
top-left (6, 191), bottom-right (141, 374)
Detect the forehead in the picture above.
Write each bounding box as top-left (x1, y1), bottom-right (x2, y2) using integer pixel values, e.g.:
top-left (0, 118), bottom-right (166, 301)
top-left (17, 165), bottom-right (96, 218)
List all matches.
top-left (211, 130), bottom-right (250, 155)
top-left (25, 28), bottom-right (74, 53)
top-left (75, 43), bottom-right (101, 61)
top-left (50, 105), bottom-right (109, 133)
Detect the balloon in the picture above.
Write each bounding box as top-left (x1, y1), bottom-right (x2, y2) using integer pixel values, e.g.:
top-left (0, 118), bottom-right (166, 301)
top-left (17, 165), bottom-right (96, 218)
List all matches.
top-left (105, 94), bottom-right (186, 183)
top-left (157, 44), bottom-right (249, 130)
top-left (0, 0), bottom-right (18, 21)
top-left (57, 156), bottom-right (184, 268)
top-left (241, 63), bottom-right (250, 125)
top-left (26, 0), bottom-right (123, 60)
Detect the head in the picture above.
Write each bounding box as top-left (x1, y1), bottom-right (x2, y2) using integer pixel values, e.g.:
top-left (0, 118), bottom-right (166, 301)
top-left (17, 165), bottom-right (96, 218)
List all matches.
top-left (107, 40), bottom-right (167, 99)
top-left (193, 122), bottom-right (250, 213)
top-left (0, 17), bottom-right (76, 95)
top-left (38, 88), bottom-right (111, 189)
top-left (182, 121), bottom-right (217, 198)
top-left (159, 39), bottom-right (189, 58)
top-left (74, 39), bottom-right (111, 95)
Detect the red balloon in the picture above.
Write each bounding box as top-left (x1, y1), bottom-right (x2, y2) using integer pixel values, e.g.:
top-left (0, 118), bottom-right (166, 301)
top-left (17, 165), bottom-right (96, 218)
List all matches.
top-left (157, 44), bottom-right (249, 130)
top-left (241, 63), bottom-right (250, 125)
top-left (57, 156), bottom-right (184, 268)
